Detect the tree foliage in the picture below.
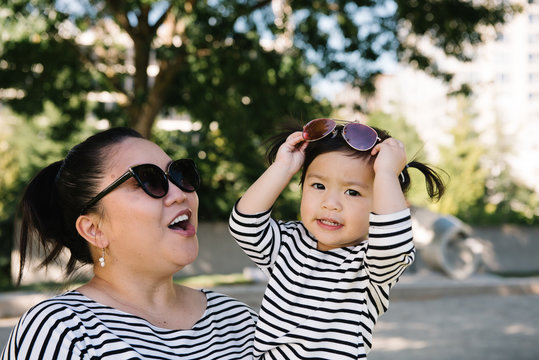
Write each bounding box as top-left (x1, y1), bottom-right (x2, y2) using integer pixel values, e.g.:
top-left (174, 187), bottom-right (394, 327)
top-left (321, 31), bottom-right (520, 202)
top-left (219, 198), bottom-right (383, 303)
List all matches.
top-left (433, 96), bottom-right (539, 224)
top-left (0, 105), bottom-right (95, 288)
top-left (1, 0), bottom-right (520, 137)
top-left (433, 96), bottom-right (487, 218)
top-left (0, 0), bottom-right (521, 215)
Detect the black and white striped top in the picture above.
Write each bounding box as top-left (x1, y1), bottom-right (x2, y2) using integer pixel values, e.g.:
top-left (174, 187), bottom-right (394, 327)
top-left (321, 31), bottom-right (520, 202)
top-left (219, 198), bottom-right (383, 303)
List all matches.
top-left (1, 289), bottom-right (257, 360)
top-left (229, 205), bottom-right (414, 360)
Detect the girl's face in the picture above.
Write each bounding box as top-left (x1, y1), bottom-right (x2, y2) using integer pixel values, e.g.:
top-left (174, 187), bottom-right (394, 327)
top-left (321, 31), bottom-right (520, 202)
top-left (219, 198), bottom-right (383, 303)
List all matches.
top-left (97, 138), bottom-right (199, 275)
top-left (300, 151), bottom-right (374, 251)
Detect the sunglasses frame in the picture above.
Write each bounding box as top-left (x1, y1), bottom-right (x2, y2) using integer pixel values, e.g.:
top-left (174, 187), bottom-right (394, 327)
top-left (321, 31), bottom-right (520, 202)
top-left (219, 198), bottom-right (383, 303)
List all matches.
top-left (80, 159), bottom-right (199, 214)
top-left (302, 118), bottom-right (381, 151)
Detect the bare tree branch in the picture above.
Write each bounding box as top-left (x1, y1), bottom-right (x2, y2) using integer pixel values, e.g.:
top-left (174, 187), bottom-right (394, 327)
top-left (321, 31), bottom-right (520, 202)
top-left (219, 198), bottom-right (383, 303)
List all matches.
top-left (150, 3), bottom-right (173, 32)
top-left (105, 0), bottom-right (135, 37)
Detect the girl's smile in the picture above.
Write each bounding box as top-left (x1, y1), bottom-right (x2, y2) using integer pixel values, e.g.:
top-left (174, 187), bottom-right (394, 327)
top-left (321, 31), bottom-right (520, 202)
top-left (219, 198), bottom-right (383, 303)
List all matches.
top-left (317, 217), bottom-right (343, 230)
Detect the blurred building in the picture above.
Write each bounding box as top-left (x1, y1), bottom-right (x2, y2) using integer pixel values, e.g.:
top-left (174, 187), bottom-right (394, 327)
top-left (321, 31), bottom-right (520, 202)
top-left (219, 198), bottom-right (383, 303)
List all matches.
top-left (343, 0), bottom-right (539, 193)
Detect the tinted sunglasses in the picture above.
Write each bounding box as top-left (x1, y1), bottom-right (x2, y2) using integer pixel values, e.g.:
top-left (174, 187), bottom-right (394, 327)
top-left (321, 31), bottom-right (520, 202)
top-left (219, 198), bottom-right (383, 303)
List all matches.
top-left (80, 159), bottom-right (200, 214)
top-left (302, 118), bottom-right (381, 151)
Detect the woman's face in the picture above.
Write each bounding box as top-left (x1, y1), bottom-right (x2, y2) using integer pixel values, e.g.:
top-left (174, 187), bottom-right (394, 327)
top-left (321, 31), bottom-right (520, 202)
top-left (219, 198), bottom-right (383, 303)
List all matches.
top-left (96, 137), bottom-right (199, 275)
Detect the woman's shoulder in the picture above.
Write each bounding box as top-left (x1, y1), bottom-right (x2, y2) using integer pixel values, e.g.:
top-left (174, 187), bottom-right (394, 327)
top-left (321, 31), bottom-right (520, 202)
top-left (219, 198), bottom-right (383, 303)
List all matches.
top-left (23, 290), bottom-right (91, 311)
top-left (201, 289), bottom-right (258, 321)
top-left (16, 290), bottom-right (96, 324)
top-left (7, 291), bottom-right (97, 347)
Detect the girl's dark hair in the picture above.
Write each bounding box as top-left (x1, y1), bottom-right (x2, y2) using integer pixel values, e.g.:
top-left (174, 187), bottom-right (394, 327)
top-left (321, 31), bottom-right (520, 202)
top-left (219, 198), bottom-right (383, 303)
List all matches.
top-left (266, 124), bottom-right (447, 201)
top-left (17, 127), bottom-right (143, 284)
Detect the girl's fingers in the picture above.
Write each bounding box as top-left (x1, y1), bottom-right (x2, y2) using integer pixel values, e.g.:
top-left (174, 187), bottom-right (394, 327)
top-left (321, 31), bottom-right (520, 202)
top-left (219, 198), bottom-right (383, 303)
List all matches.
top-left (276, 132), bottom-right (307, 165)
top-left (372, 138), bottom-right (407, 172)
top-left (373, 138), bottom-right (405, 152)
top-left (284, 132), bottom-right (307, 154)
top-left (287, 131), bottom-right (305, 146)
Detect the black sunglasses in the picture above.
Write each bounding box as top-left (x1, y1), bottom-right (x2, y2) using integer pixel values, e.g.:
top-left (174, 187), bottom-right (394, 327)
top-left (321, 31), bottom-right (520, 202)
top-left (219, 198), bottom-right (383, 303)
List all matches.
top-left (80, 159), bottom-right (200, 214)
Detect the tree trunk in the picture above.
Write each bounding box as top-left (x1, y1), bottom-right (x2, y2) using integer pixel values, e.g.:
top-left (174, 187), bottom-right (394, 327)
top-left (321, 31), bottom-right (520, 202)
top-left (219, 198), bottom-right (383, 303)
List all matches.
top-left (129, 54), bottom-right (186, 138)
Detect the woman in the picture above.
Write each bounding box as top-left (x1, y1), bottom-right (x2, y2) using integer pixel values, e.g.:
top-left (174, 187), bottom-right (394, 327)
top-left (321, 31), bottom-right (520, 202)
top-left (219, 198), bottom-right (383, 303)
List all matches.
top-left (1, 127), bottom-right (256, 359)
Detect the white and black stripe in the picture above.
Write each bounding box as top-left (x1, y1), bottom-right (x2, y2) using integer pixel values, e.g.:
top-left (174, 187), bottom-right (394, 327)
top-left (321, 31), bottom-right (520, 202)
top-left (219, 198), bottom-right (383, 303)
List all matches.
top-left (1, 290), bottom-right (257, 359)
top-left (229, 205), bottom-right (414, 360)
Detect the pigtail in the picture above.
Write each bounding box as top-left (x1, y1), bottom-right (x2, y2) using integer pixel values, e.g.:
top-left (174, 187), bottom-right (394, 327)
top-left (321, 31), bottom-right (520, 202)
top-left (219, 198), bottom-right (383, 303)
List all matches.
top-left (402, 160), bottom-right (448, 202)
top-left (18, 160), bottom-right (67, 284)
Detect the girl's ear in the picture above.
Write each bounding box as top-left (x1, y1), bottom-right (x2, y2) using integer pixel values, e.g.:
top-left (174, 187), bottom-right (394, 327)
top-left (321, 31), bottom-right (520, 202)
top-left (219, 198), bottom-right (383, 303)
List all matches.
top-left (75, 215), bottom-right (108, 248)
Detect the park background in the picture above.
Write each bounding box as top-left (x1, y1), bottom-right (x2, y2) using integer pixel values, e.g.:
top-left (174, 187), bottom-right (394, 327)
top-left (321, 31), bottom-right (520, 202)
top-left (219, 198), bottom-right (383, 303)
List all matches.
top-left (0, 1), bottom-right (539, 358)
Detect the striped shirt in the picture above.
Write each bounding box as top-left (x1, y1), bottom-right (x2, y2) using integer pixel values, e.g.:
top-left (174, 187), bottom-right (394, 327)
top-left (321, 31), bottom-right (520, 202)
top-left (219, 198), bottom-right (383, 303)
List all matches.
top-left (229, 205), bottom-right (414, 360)
top-left (1, 289), bottom-right (257, 360)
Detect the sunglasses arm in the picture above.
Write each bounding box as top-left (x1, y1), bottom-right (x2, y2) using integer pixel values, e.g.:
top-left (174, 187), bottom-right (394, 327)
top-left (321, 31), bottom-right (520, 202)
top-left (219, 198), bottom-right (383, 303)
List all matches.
top-left (80, 170), bottom-right (133, 214)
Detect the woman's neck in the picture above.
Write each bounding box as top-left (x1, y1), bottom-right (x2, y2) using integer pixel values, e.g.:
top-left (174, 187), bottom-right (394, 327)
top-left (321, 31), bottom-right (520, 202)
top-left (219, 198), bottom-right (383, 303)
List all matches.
top-left (77, 273), bottom-right (206, 329)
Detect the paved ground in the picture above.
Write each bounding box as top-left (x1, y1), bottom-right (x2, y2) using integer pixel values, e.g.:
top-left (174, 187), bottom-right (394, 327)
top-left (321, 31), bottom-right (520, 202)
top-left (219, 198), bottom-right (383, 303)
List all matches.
top-left (1, 273), bottom-right (538, 358)
top-left (368, 293), bottom-right (539, 360)
top-left (212, 274), bottom-right (539, 360)
top-left (0, 318), bottom-right (17, 351)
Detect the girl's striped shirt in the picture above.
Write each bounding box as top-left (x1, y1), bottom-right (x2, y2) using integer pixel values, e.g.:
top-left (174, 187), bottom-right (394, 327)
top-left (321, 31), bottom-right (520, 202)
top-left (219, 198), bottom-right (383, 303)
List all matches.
top-left (1, 289), bottom-right (257, 359)
top-left (229, 204), bottom-right (414, 360)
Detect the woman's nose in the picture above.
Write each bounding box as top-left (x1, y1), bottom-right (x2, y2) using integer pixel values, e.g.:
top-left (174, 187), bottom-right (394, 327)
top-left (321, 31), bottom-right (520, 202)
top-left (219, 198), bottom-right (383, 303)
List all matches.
top-left (164, 178), bottom-right (187, 205)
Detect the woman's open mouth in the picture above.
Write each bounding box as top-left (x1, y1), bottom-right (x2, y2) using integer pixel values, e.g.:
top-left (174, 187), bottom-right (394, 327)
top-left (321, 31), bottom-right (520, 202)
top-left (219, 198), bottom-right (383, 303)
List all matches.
top-left (168, 210), bottom-right (196, 236)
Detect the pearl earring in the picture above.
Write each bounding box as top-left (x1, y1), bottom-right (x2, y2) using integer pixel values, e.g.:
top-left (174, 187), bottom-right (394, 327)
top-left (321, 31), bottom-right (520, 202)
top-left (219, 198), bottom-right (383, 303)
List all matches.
top-left (98, 248), bottom-right (105, 267)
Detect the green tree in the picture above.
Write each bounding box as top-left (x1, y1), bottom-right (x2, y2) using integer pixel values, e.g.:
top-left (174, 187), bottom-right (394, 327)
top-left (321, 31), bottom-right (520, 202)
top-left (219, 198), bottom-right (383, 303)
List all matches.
top-left (432, 97), bottom-right (539, 224)
top-left (0, 115), bottom-right (20, 288)
top-left (0, 105), bottom-right (94, 288)
top-left (479, 116), bottom-right (539, 224)
top-left (1, 0), bottom-right (520, 138)
top-left (0, 0), bottom-right (521, 217)
top-left (433, 96), bottom-right (487, 219)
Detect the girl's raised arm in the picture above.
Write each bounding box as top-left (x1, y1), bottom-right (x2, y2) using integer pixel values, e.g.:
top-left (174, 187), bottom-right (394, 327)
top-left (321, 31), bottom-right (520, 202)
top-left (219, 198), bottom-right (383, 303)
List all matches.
top-left (370, 137), bottom-right (408, 214)
top-left (237, 132), bottom-right (306, 214)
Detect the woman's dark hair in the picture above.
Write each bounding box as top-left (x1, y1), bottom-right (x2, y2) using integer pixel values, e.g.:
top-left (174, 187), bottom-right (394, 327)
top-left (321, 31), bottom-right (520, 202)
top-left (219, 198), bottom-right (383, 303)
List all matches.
top-left (266, 124), bottom-right (447, 201)
top-left (17, 127), bottom-right (144, 284)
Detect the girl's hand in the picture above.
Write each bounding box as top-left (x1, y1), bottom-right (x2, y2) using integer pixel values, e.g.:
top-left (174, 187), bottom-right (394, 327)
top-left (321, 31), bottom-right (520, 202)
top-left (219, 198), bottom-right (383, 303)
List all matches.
top-left (274, 131), bottom-right (307, 175)
top-left (370, 137), bottom-right (407, 179)
top-left (236, 131), bottom-right (307, 214)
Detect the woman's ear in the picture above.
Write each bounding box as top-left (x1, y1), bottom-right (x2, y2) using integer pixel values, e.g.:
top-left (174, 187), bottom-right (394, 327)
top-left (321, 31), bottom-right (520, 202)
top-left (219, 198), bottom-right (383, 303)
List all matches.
top-left (76, 214), bottom-right (108, 248)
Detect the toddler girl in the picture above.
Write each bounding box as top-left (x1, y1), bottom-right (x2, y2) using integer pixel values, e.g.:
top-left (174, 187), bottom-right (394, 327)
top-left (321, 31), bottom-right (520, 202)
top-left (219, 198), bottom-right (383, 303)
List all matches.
top-left (229, 118), bottom-right (446, 359)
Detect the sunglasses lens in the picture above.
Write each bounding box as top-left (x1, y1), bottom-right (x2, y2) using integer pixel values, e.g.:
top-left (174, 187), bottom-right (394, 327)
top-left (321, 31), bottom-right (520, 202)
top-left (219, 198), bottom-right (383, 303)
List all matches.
top-left (169, 159), bottom-right (200, 192)
top-left (303, 118), bottom-right (336, 141)
top-left (342, 123), bottom-right (379, 151)
top-left (134, 165), bottom-right (168, 197)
